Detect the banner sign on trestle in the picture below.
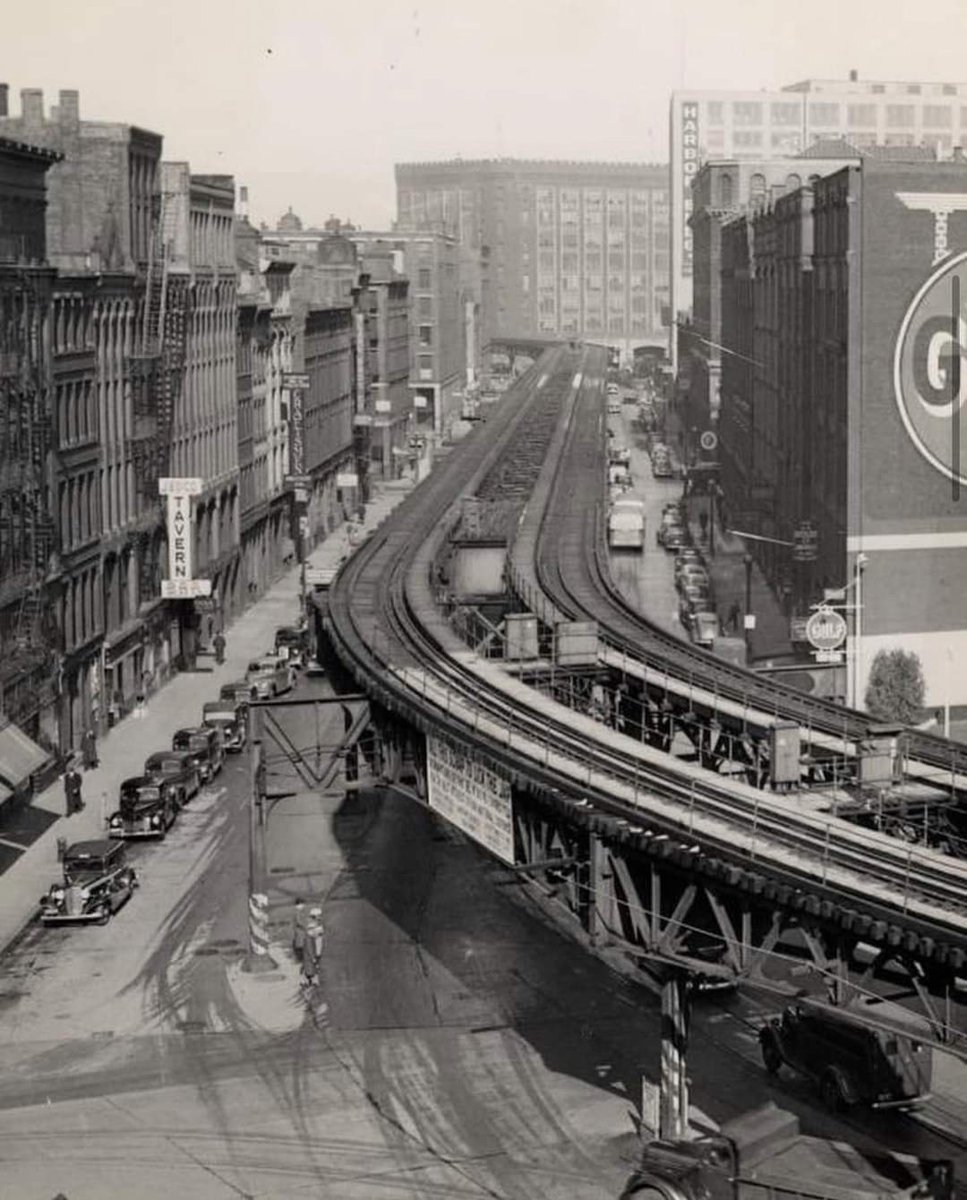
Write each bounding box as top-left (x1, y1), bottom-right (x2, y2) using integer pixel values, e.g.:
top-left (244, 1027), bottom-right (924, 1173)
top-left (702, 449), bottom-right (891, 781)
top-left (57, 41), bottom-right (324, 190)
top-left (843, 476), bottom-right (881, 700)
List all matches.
top-left (426, 735), bottom-right (514, 864)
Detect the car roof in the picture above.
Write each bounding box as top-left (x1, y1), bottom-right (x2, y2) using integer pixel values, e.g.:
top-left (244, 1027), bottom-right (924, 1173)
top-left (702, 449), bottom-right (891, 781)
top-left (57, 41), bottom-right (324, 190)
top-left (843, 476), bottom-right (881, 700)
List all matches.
top-left (174, 726), bottom-right (209, 736)
top-left (121, 775), bottom-right (164, 788)
top-left (66, 839), bottom-right (123, 858)
top-left (145, 750), bottom-right (191, 765)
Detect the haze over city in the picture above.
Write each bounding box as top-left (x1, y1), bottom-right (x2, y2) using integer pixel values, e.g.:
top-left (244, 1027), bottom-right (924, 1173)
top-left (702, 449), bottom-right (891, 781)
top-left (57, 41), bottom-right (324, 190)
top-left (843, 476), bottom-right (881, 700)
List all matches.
top-left (5, 0), bottom-right (967, 229)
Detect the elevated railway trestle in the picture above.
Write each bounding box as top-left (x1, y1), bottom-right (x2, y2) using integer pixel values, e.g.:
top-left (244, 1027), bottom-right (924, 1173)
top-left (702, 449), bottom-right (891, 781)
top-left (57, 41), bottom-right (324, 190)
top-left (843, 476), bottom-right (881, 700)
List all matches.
top-left (323, 344), bottom-right (967, 1141)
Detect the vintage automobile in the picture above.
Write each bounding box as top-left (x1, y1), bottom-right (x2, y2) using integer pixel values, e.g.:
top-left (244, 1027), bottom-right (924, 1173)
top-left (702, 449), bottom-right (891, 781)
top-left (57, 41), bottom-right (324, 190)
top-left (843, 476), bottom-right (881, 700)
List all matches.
top-left (245, 655), bottom-right (292, 699)
top-left (202, 699), bottom-right (247, 752)
top-left (40, 839), bottom-right (138, 925)
top-left (759, 998), bottom-right (934, 1112)
top-left (108, 775), bottom-right (180, 839)
top-left (219, 679), bottom-right (252, 713)
top-left (274, 625), bottom-right (309, 670)
top-left (143, 750), bottom-right (202, 805)
top-left (172, 725), bottom-right (224, 783)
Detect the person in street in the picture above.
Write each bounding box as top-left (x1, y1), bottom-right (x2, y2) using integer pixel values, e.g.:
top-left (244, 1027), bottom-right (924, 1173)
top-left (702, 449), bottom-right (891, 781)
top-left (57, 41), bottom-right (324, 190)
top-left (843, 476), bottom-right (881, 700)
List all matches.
top-left (291, 898), bottom-right (308, 963)
top-left (213, 631), bottom-right (226, 665)
top-left (81, 727), bottom-right (99, 770)
top-left (728, 601), bottom-right (742, 634)
top-left (64, 765), bottom-right (84, 816)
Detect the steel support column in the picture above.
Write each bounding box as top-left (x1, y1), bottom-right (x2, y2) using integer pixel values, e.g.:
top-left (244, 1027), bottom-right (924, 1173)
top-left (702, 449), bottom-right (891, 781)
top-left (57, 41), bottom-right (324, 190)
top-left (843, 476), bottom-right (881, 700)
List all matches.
top-left (659, 970), bottom-right (690, 1141)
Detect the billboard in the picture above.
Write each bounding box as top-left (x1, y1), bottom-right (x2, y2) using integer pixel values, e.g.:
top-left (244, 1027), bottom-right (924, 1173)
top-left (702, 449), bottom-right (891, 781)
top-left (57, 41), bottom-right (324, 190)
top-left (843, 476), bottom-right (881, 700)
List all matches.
top-left (859, 164), bottom-right (967, 529)
top-left (426, 735), bottom-right (514, 865)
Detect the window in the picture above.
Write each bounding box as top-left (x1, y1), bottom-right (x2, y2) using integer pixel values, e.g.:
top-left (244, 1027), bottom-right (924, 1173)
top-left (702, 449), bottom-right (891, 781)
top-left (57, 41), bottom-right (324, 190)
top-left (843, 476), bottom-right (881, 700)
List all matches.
top-left (886, 105), bottom-right (915, 127)
top-left (719, 173), bottom-right (734, 206)
top-left (707, 129), bottom-right (725, 151)
top-left (847, 103), bottom-right (877, 126)
top-left (418, 325), bottom-right (432, 348)
top-left (734, 130), bottom-right (763, 148)
top-left (417, 268), bottom-right (431, 289)
top-left (809, 102), bottom-right (840, 125)
top-left (772, 131), bottom-right (801, 152)
top-left (418, 296), bottom-right (432, 318)
top-left (733, 101), bottom-right (763, 126)
top-left (907, 84), bottom-right (921, 95)
top-left (706, 101), bottom-right (724, 125)
top-left (771, 102), bottom-right (800, 126)
top-left (785, 173), bottom-right (802, 193)
top-left (749, 173), bottom-right (767, 203)
top-left (924, 105), bottom-right (952, 127)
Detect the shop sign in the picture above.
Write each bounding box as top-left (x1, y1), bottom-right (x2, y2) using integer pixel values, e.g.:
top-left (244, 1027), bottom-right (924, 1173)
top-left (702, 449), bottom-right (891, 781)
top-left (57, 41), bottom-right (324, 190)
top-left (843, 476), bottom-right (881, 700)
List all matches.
top-left (805, 606), bottom-right (848, 652)
top-left (893, 248), bottom-right (967, 486)
top-left (166, 491), bottom-right (193, 583)
top-left (288, 385), bottom-right (305, 476)
top-left (792, 521), bottom-right (818, 562)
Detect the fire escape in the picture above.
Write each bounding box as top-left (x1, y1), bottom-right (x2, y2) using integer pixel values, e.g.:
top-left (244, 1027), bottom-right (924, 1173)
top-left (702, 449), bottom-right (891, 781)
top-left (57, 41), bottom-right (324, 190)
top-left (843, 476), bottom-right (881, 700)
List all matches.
top-left (129, 190), bottom-right (189, 508)
top-left (128, 191), bottom-right (189, 595)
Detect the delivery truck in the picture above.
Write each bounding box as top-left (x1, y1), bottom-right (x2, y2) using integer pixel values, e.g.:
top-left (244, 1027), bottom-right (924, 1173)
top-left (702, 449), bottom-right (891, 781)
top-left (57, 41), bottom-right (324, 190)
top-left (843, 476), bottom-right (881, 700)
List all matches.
top-left (608, 499), bottom-right (645, 550)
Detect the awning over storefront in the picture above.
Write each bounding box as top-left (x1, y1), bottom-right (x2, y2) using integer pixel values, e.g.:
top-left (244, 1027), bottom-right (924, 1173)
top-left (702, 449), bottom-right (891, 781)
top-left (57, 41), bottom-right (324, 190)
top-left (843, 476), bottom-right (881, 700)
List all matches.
top-left (0, 721), bottom-right (52, 791)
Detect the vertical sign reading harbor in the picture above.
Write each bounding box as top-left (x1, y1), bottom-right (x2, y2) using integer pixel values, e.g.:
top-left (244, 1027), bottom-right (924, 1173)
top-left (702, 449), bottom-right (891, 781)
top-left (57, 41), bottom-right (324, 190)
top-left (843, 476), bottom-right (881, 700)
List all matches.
top-left (284, 372), bottom-right (309, 477)
top-left (681, 102), bottom-right (700, 278)
top-left (426, 735), bottom-right (514, 865)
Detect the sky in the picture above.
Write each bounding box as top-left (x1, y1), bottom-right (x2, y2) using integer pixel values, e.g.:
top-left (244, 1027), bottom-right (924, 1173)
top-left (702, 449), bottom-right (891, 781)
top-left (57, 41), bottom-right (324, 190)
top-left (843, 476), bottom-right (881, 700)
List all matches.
top-left (4, 0), bottom-right (967, 230)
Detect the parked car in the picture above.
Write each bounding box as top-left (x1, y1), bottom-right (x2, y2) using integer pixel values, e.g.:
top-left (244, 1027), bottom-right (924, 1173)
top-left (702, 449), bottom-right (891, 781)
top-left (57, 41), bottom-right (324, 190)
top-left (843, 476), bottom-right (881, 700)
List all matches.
top-left (246, 656), bottom-right (292, 699)
top-left (662, 524), bottom-right (692, 551)
top-left (690, 610), bottom-right (721, 648)
top-left (108, 775), bottom-right (180, 839)
top-left (759, 998), bottom-right (934, 1112)
top-left (651, 456), bottom-right (675, 479)
top-left (673, 548), bottom-right (706, 582)
top-left (219, 680), bottom-right (252, 714)
top-left (676, 563), bottom-right (712, 595)
top-left (172, 726), bottom-right (224, 783)
top-left (202, 699), bottom-right (247, 752)
top-left (143, 750), bottom-right (201, 805)
top-left (274, 624), bottom-right (309, 669)
top-left (39, 839), bottom-right (138, 925)
top-left (679, 584), bottom-right (714, 630)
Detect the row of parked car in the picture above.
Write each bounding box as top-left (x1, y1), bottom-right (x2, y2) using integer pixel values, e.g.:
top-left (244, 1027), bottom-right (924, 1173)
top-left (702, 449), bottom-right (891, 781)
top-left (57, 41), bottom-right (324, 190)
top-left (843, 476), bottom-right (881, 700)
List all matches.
top-left (38, 625), bottom-right (310, 927)
top-left (656, 502), bottom-right (721, 647)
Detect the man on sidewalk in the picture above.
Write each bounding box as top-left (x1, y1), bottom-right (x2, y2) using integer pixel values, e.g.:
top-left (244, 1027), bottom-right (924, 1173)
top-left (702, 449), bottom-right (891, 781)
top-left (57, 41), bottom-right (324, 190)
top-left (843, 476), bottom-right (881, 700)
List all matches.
top-left (63, 765), bottom-right (84, 816)
top-left (82, 727), bottom-right (99, 770)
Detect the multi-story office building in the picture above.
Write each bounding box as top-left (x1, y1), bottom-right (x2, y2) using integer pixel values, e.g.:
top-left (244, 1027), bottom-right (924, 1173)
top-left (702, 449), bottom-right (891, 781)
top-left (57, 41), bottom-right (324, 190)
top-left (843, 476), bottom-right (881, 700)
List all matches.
top-left (162, 164), bottom-right (240, 645)
top-left (0, 134), bottom-right (60, 773)
top-left (670, 73), bottom-right (967, 340)
top-left (394, 159), bottom-right (670, 363)
top-left (236, 220), bottom-right (296, 597)
top-left (302, 306), bottom-right (354, 546)
top-left (718, 156), bottom-right (967, 708)
top-left (0, 85), bottom-right (171, 735)
top-left (681, 148), bottom-right (859, 451)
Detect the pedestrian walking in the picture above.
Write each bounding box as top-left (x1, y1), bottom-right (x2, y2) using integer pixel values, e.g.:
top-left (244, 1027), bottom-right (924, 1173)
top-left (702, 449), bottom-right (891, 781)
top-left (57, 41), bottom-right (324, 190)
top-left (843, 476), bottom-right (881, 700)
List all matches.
top-left (63, 765), bottom-right (84, 816)
top-left (291, 897), bottom-right (309, 963)
top-left (213, 631), bottom-right (226, 665)
top-left (301, 907), bottom-right (325, 989)
top-left (81, 727), bottom-right (99, 770)
top-left (728, 601), bottom-right (742, 634)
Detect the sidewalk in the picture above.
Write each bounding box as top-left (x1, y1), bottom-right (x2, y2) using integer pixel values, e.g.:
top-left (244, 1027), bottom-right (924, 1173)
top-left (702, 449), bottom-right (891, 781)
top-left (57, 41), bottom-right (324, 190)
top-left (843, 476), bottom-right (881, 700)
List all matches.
top-left (0, 481), bottom-right (411, 958)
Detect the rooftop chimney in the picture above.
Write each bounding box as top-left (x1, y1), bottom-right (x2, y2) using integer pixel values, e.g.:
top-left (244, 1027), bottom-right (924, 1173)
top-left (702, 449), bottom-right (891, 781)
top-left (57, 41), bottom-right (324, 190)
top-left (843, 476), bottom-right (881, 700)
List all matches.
top-left (0, 84), bottom-right (8, 118)
top-left (21, 88), bottom-right (44, 129)
top-left (849, 69), bottom-right (858, 82)
top-left (238, 185), bottom-right (249, 218)
top-left (58, 89), bottom-right (80, 128)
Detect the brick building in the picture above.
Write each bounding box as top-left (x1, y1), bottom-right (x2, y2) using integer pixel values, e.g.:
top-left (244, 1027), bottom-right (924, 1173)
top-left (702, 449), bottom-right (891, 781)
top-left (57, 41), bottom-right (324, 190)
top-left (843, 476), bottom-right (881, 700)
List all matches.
top-left (395, 158), bottom-right (670, 363)
top-left (302, 305), bottom-right (354, 549)
top-left (235, 215), bottom-right (295, 599)
top-left (161, 164), bottom-right (240, 647)
top-left (0, 86), bottom-right (173, 734)
top-left (719, 155), bottom-right (967, 708)
top-left (0, 134), bottom-right (60, 773)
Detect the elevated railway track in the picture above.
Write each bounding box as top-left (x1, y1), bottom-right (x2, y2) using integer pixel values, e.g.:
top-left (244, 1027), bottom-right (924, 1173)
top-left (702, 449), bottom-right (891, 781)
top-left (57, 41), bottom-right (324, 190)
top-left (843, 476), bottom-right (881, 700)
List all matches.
top-left (323, 342), bottom-right (967, 1046)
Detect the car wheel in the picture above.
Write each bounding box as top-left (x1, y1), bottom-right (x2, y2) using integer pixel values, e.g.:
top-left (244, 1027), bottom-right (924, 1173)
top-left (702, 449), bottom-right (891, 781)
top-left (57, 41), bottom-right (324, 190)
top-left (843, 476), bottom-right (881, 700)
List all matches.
top-left (761, 1038), bottom-right (782, 1076)
top-left (96, 906), bottom-right (111, 926)
top-left (820, 1071), bottom-right (843, 1112)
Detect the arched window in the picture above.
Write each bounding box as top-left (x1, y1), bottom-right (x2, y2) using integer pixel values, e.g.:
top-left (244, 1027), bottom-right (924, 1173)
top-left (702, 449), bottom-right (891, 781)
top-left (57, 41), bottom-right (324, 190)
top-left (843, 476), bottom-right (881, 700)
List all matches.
top-left (785, 173), bottom-right (802, 193)
top-left (720, 173), bottom-right (734, 207)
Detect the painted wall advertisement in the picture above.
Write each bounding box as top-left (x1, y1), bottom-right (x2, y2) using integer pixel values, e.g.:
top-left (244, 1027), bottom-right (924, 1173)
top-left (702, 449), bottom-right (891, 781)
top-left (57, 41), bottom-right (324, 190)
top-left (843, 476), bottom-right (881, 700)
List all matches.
top-left (284, 373), bottom-right (308, 477)
top-left (426, 734), bottom-right (514, 865)
top-left (680, 101), bottom-right (699, 278)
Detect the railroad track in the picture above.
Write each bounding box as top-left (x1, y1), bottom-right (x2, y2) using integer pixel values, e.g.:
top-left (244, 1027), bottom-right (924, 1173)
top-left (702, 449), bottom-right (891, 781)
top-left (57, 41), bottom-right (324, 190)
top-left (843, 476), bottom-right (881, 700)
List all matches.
top-left (326, 344), bottom-right (967, 958)
top-left (523, 350), bottom-right (967, 787)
